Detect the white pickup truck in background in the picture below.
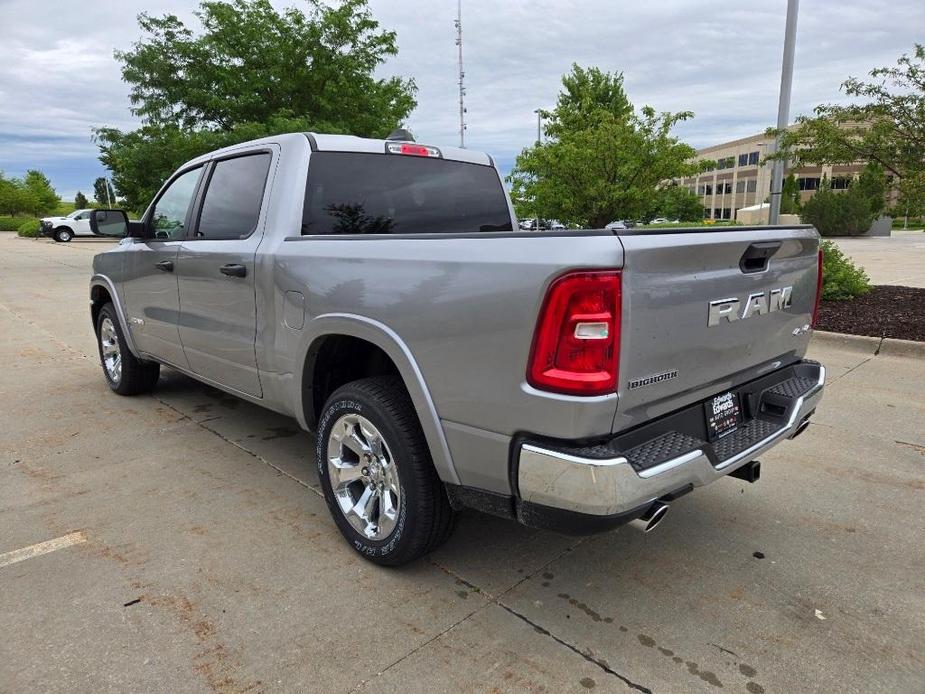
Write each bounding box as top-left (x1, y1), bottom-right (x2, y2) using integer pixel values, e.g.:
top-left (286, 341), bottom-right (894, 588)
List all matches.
top-left (40, 209), bottom-right (97, 242)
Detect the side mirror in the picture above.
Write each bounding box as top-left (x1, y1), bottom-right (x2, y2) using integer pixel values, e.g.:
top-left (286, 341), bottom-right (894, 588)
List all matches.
top-left (90, 209), bottom-right (129, 238)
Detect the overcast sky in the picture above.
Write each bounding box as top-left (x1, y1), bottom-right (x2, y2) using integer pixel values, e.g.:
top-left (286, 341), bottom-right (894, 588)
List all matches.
top-left (1, 0), bottom-right (922, 199)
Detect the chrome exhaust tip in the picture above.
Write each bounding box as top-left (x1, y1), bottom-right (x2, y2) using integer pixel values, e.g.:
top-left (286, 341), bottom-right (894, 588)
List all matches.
top-left (628, 501), bottom-right (669, 533)
top-left (790, 417), bottom-right (812, 439)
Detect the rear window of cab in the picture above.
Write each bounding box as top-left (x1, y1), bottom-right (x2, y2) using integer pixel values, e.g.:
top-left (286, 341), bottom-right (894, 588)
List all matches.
top-left (301, 152), bottom-right (513, 235)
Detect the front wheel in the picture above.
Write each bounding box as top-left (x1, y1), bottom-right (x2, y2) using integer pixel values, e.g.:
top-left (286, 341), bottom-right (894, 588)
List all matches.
top-left (95, 303), bottom-right (160, 395)
top-left (316, 377), bottom-right (454, 566)
top-left (53, 227), bottom-right (72, 242)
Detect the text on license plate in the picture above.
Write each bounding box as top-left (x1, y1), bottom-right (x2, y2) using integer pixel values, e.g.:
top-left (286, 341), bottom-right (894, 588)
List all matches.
top-left (705, 391), bottom-right (741, 440)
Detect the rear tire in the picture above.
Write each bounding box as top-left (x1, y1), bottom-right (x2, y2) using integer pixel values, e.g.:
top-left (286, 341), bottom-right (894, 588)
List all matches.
top-left (53, 227), bottom-right (73, 242)
top-left (95, 303), bottom-right (159, 395)
top-left (316, 376), bottom-right (454, 566)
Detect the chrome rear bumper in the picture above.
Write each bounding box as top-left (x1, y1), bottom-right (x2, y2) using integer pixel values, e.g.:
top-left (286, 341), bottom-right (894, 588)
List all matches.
top-left (516, 361), bottom-right (825, 519)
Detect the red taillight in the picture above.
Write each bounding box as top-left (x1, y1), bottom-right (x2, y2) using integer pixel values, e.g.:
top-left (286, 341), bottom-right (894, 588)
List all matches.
top-left (527, 271), bottom-right (621, 396)
top-left (812, 248), bottom-right (823, 328)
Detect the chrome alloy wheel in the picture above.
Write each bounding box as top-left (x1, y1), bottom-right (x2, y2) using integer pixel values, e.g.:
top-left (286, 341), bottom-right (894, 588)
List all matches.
top-left (99, 317), bottom-right (122, 383)
top-left (326, 413), bottom-right (401, 540)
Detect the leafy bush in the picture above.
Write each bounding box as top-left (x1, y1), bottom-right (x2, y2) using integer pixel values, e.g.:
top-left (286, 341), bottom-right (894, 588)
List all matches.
top-left (820, 239), bottom-right (871, 300)
top-left (802, 179), bottom-right (876, 236)
top-left (17, 219), bottom-right (41, 237)
top-left (0, 216), bottom-right (36, 231)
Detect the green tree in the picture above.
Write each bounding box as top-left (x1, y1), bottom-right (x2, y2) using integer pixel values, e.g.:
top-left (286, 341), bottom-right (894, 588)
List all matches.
top-left (93, 177), bottom-right (116, 206)
top-left (654, 185), bottom-right (703, 222)
top-left (74, 191), bottom-right (89, 208)
top-left (0, 172), bottom-right (51, 216)
top-left (772, 45), bottom-right (925, 218)
top-left (96, 0), bottom-right (416, 209)
top-left (0, 173), bottom-right (18, 215)
top-left (508, 64), bottom-right (701, 228)
top-left (802, 177), bottom-right (875, 237)
top-left (23, 170), bottom-right (59, 214)
top-left (780, 173), bottom-right (801, 214)
top-left (854, 162), bottom-right (887, 217)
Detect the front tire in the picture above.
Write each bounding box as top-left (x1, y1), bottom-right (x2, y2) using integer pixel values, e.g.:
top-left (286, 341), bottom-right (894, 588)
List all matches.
top-left (316, 377), bottom-right (454, 566)
top-left (53, 227), bottom-right (73, 242)
top-left (95, 303), bottom-right (159, 395)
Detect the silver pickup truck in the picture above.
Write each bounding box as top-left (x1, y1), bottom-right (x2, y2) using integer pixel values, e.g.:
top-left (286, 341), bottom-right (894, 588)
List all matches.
top-left (88, 132), bottom-right (825, 565)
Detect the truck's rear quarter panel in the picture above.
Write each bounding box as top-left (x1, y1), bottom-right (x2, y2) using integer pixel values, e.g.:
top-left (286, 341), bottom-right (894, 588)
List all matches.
top-left (279, 233), bottom-right (625, 492)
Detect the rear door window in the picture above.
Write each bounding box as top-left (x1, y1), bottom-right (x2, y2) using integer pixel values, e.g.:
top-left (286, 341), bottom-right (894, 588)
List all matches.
top-left (302, 152), bottom-right (513, 235)
top-left (195, 153), bottom-right (272, 240)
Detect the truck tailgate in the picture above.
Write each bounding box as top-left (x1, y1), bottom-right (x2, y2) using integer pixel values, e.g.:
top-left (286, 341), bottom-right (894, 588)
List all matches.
top-left (613, 227), bottom-right (819, 432)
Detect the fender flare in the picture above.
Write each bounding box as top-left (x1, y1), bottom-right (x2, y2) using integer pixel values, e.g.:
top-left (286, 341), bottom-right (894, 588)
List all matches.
top-left (296, 313), bottom-right (461, 486)
top-left (89, 274), bottom-right (140, 357)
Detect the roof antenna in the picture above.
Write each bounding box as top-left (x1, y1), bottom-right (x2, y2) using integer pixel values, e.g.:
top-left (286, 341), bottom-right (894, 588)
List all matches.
top-left (386, 127), bottom-right (416, 142)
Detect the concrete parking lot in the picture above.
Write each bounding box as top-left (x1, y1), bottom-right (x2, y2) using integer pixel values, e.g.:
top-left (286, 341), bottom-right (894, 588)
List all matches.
top-left (829, 229), bottom-right (925, 288)
top-left (1, 233), bottom-right (923, 693)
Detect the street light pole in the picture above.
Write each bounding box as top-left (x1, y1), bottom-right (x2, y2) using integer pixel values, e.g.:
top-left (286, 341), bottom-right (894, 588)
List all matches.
top-left (768, 0), bottom-right (799, 225)
top-left (454, 0), bottom-right (466, 148)
top-left (534, 109), bottom-right (542, 230)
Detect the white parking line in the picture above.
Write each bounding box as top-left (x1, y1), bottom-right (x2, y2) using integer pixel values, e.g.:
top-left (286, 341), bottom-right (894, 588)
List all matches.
top-left (0, 531), bottom-right (87, 569)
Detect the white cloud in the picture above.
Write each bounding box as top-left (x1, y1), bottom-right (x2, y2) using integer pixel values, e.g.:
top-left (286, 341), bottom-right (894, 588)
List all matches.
top-left (0, 0), bottom-right (922, 198)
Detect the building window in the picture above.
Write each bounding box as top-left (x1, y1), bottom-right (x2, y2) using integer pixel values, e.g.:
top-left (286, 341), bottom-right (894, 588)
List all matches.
top-left (736, 180), bottom-right (746, 193)
top-left (738, 153), bottom-right (748, 167)
top-left (722, 208), bottom-right (731, 220)
top-left (703, 208), bottom-right (711, 219)
top-left (716, 182), bottom-right (732, 194)
top-left (798, 177), bottom-right (820, 191)
top-left (748, 151), bottom-right (760, 166)
top-left (831, 177), bottom-right (851, 190)
top-left (746, 180), bottom-right (757, 193)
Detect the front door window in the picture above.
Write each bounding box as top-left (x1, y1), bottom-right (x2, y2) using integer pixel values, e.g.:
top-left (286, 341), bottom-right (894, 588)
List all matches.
top-left (150, 167), bottom-right (202, 240)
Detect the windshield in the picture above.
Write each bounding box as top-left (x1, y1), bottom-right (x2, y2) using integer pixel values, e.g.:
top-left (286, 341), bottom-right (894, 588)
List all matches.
top-left (66, 210), bottom-right (81, 219)
top-left (302, 152), bottom-right (513, 235)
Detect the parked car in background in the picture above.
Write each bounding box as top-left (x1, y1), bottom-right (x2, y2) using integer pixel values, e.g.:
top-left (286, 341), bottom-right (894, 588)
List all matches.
top-left (519, 218), bottom-right (552, 230)
top-left (40, 209), bottom-right (96, 242)
top-left (548, 220), bottom-right (566, 230)
top-left (650, 217), bottom-right (670, 224)
top-left (605, 220), bottom-right (627, 230)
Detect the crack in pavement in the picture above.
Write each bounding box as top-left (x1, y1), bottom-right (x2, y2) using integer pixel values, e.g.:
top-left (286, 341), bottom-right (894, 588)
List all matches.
top-left (150, 394), bottom-right (323, 497)
top-left (497, 602), bottom-right (652, 693)
top-left (346, 601), bottom-right (488, 693)
top-left (422, 548), bottom-right (654, 693)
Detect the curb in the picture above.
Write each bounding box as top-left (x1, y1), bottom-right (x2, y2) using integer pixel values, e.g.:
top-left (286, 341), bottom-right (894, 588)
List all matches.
top-left (811, 331), bottom-right (880, 355)
top-left (812, 330), bottom-right (925, 358)
top-left (878, 337), bottom-right (925, 359)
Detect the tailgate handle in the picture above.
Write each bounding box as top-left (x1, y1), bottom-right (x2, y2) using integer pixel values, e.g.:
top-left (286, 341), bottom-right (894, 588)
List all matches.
top-left (739, 241), bottom-right (781, 274)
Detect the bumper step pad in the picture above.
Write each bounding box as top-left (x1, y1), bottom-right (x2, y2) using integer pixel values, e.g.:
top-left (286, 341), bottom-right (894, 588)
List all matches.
top-left (621, 373), bottom-right (821, 472)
